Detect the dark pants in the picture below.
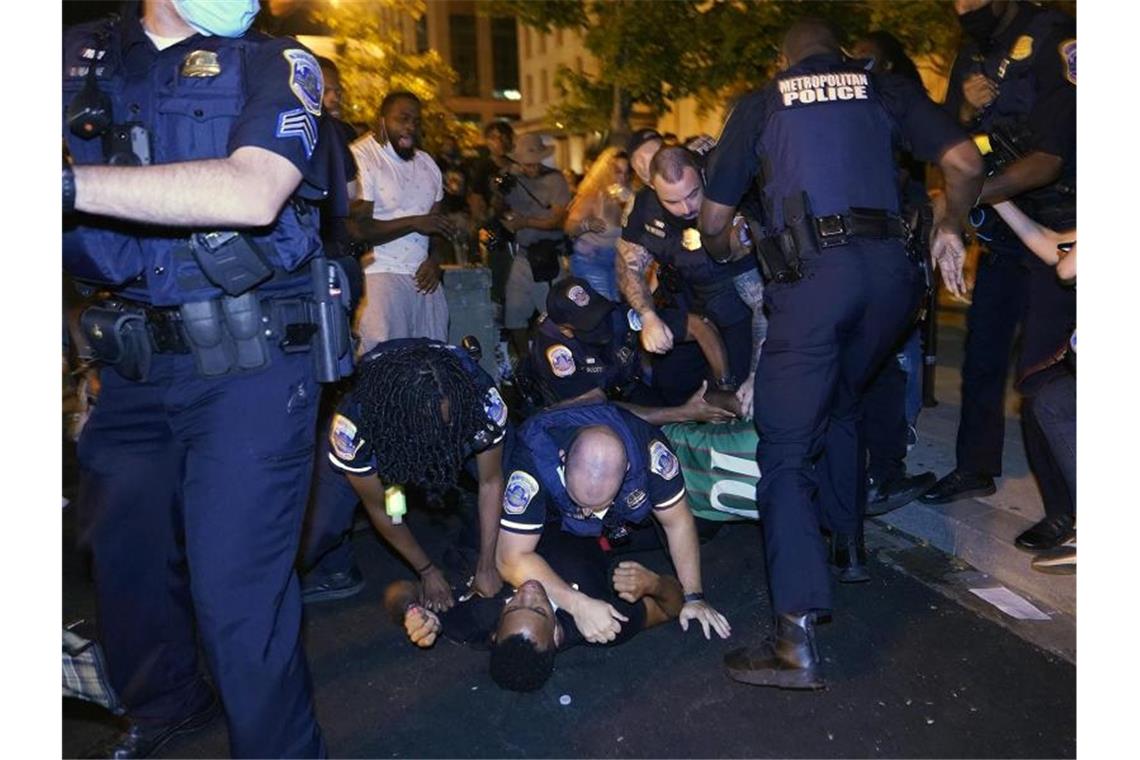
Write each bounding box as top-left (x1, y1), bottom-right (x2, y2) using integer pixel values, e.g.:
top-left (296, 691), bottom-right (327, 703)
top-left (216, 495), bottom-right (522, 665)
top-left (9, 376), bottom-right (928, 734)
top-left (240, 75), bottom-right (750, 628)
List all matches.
top-left (77, 350), bottom-right (326, 759)
top-left (956, 240), bottom-right (1029, 475)
top-left (1021, 363), bottom-right (1076, 519)
top-left (863, 347), bottom-right (910, 484)
top-left (753, 240), bottom-right (922, 615)
top-left (298, 444), bottom-right (361, 577)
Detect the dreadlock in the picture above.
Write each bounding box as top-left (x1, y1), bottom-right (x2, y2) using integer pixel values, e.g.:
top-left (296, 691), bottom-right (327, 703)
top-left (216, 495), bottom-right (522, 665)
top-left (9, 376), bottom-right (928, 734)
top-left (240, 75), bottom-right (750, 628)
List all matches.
top-left (352, 344), bottom-right (487, 488)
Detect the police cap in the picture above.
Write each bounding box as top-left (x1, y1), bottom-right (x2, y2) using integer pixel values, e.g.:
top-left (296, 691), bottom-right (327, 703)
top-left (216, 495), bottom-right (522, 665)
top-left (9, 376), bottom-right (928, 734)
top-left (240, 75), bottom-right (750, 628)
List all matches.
top-left (547, 278), bottom-right (614, 331)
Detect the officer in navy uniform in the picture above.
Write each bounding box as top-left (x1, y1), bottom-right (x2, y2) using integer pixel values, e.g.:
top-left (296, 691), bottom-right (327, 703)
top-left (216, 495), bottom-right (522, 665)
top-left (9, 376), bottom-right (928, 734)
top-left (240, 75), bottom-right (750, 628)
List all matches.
top-left (62, 0), bottom-right (349, 755)
top-left (300, 338), bottom-right (510, 610)
top-left (919, 1), bottom-right (1077, 556)
top-left (495, 402), bottom-right (732, 644)
top-left (699, 18), bottom-right (983, 689)
top-left (529, 278), bottom-right (740, 424)
top-left (616, 147), bottom-right (755, 401)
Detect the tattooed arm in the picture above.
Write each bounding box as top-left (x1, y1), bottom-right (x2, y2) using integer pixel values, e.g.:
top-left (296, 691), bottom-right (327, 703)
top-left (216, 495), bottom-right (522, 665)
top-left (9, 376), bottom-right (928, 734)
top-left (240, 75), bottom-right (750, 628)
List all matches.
top-left (616, 238), bottom-right (674, 354)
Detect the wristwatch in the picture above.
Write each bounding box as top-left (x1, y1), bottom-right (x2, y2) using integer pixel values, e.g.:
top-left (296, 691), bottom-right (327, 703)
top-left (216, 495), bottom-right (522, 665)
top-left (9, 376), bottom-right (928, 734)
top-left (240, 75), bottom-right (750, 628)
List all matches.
top-left (683, 592), bottom-right (705, 604)
top-left (63, 164), bottom-right (76, 214)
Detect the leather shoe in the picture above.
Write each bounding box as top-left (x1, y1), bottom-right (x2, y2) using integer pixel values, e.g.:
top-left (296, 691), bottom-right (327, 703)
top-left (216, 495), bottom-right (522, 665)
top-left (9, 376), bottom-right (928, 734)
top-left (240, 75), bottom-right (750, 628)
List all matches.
top-left (1015, 514), bottom-right (1075, 552)
top-left (86, 692), bottom-right (221, 759)
top-left (724, 612), bottom-right (826, 690)
top-left (829, 533), bottom-right (870, 583)
top-left (301, 565), bottom-right (365, 604)
top-left (865, 471), bottom-right (937, 516)
top-left (917, 470), bottom-right (996, 504)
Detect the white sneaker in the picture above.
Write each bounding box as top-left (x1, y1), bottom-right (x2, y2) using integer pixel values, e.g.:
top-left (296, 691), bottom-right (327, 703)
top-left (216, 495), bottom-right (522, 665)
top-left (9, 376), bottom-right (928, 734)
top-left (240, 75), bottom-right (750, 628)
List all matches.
top-left (1031, 535), bottom-right (1076, 575)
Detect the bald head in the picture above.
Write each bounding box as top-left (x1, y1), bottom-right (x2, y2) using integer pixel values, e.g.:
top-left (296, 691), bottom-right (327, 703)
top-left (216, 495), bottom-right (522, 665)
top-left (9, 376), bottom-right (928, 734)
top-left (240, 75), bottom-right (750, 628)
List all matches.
top-left (564, 426), bottom-right (628, 512)
top-left (782, 18), bottom-right (841, 66)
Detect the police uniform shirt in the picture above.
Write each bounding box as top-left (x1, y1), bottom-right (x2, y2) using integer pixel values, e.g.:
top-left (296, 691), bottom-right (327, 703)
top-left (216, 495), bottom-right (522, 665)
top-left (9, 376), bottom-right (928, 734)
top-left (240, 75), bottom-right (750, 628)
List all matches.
top-left (498, 411), bottom-right (687, 536)
top-left (620, 188), bottom-right (751, 328)
top-left (439, 530), bottom-right (646, 649)
top-left (943, 4), bottom-right (1076, 167)
top-left (705, 53), bottom-right (967, 227)
top-left (327, 340), bottom-right (509, 476)
top-left (63, 17), bottom-right (329, 303)
top-left (531, 315), bottom-right (624, 401)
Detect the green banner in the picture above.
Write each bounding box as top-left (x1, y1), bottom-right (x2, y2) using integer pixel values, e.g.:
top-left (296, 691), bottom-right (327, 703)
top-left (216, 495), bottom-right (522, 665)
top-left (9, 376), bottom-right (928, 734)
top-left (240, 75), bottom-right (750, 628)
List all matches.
top-left (662, 420), bottom-right (760, 523)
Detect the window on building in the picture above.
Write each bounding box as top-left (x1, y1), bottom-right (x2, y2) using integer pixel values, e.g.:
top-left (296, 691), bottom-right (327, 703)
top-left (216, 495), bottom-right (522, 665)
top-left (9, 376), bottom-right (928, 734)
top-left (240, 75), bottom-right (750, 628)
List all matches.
top-left (526, 74), bottom-right (533, 106)
top-left (415, 14), bottom-right (428, 54)
top-left (538, 30), bottom-right (546, 55)
top-left (523, 26), bottom-right (531, 59)
top-left (491, 17), bottom-right (519, 100)
top-left (449, 14), bottom-right (479, 97)
top-left (555, 28), bottom-right (563, 47)
top-left (541, 69), bottom-right (549, 104)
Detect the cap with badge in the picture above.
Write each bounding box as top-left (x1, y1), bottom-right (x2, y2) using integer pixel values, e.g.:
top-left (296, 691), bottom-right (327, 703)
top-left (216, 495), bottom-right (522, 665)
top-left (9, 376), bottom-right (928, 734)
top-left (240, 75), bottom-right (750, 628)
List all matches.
top-left (546, 278), bottom-right (615, 346)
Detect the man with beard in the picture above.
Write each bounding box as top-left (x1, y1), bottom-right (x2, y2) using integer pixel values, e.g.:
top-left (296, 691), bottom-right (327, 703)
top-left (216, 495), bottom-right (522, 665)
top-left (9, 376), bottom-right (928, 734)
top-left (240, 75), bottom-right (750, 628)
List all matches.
top-left (348, 91), bottom-right (455, 352)
top-left (617, 147), bottom-right (755, 401)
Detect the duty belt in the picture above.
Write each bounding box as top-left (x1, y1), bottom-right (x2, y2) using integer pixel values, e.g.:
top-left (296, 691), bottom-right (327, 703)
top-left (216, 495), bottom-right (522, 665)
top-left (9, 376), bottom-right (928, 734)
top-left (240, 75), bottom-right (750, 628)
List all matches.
top-left (811, 209), bottom-right (908, 249)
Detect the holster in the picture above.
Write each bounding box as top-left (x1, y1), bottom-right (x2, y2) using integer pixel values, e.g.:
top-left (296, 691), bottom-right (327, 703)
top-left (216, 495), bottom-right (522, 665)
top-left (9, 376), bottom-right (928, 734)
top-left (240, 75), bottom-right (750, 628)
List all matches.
top-left (79, 304), bottom-right (152, 382)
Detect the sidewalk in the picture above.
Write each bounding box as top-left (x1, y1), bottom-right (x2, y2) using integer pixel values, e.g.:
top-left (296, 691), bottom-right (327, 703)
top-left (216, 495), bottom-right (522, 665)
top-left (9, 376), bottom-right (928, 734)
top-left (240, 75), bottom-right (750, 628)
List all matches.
top-left (870, 302), bottom-right (1076, 661)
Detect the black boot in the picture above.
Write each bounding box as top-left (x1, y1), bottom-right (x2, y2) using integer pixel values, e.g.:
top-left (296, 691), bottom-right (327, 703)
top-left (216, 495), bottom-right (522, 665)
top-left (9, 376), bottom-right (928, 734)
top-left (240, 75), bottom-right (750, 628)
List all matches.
top-left (724, 612), bottom-right (826, 690)
top-left (830, 532), bottom-right (870, 583)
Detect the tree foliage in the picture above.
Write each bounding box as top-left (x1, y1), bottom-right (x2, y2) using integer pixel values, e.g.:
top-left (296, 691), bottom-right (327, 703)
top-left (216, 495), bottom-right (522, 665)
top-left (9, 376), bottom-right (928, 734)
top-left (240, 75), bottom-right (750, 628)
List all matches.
top-left (492, 0), bottom-right (965, 134)
top-left (311, 0), bottom-right (478, 153)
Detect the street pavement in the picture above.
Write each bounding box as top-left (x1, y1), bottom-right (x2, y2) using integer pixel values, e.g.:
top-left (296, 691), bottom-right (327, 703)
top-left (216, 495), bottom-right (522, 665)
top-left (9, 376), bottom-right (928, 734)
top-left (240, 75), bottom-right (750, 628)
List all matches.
top-left (61, 303), bottom-right (1076, 758)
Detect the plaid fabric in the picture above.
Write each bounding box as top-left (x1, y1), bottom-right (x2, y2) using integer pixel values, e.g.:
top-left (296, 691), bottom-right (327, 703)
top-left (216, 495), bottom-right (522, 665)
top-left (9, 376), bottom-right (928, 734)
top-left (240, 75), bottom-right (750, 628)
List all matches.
top-left (63, 628), bottom-right (123, 715)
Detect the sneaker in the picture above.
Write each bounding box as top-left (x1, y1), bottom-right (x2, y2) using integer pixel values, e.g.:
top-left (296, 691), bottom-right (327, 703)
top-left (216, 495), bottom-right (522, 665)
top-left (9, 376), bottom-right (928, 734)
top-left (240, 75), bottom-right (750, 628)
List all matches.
top-left (301, 566), bottom-right (365, 604)
top-left (1031, 536), bottom-right (1076, 575)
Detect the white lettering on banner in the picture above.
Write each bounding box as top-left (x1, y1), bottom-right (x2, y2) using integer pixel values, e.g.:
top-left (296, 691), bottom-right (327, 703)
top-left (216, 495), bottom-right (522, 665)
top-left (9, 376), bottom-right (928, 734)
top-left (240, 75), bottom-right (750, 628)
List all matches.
top-left (778, 72), bottom-right (870, 107)
top-left (707, 445), bottom-right (761, 519)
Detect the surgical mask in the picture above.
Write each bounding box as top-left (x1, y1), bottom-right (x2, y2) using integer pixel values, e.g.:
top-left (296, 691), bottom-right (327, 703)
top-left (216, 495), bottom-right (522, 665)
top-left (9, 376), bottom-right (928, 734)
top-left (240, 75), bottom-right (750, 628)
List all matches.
top-left (958, 6), bottom-right (1002, 45)
top-left (172, 0), bottom-right (260, 38)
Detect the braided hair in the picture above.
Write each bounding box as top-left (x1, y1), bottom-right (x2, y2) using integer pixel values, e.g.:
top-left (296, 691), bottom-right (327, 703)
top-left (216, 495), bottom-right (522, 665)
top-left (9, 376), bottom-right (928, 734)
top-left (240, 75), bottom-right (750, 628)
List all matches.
top-left (352, 344), bottom-right (487, 488)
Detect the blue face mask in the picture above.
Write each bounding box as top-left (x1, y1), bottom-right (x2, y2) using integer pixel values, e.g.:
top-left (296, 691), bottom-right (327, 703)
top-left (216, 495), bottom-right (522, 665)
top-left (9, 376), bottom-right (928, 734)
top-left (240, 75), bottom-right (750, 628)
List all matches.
top-left (172, 0), bottom-right (260, 38)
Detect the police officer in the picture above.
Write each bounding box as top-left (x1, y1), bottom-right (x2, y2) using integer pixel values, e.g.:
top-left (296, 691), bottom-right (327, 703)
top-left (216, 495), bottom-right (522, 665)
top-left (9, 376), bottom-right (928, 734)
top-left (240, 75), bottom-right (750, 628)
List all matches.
top-left (919, 1), bottom-right (1077, 555)
top-left (300, 339), bottom-right (509, 608)
top-left (616, 146), bottom-right (755, 398)
top-left (699, 18), bottom-right (983, 688)
top-left (63, 0), bottom-right (347, 754)
top-left (530, 277), bottom-right (738, 423)
top-left (495, 401), bottom-right (731, 644)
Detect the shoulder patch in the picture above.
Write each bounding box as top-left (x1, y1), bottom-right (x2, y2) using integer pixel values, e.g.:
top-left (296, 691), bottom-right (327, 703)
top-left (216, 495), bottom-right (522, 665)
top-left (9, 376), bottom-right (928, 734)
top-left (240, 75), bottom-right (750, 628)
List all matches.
top-left (1059, 39), bottom-right (1076, 85)
top-left (282, 49), bottom-right (323, 116)
top-left (546, 344), bottom-right (576, 378)
top-left (1009, 35), bottom-right (1033, 62)
top-left (503, 471), bottom-right (540, 515)
top-left (484, 386), bottom-right (508, 427)
top-left (649, 439), bottom-right (680, 481)
top-left (330, 413), bottom-right (364, 461)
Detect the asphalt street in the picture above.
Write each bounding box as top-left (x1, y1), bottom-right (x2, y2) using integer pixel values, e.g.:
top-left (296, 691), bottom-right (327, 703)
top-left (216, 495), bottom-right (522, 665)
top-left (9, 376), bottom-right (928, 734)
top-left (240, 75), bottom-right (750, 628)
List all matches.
top-left (62, 493), bottom-right (1075, 759)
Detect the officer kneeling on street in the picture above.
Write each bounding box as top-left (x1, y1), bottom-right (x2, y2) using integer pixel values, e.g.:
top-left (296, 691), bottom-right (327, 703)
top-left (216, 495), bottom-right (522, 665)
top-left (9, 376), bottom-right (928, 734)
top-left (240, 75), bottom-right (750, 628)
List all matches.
top-left (300, 339), bottom-right (510, 609)
top-left (495, 400), bottom-right (731, 644)
top-left (699, 18), bottom-right (983, 689)
top-left (528, 277), bottom-right (739, 423)
top-left (62, 0), bottom-right (355, 755)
